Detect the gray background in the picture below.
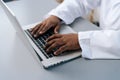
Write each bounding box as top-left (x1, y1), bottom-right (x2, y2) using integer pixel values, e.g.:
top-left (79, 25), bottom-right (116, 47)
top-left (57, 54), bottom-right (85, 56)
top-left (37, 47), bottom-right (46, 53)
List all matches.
top-left (0, 0), bottom-right (120, 80)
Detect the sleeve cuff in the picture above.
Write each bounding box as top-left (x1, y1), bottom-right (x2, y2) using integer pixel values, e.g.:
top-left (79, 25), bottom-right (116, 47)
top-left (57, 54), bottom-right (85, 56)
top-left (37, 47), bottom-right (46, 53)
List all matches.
top-left (78, 31), bottom-right (93, 59)
top-left (45, 9), bottom-right (71, 24)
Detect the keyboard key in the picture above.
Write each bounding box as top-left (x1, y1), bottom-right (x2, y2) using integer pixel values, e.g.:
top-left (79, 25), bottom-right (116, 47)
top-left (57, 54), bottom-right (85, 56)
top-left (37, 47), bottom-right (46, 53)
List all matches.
top-left (25, 29), bottom-right (56, 59)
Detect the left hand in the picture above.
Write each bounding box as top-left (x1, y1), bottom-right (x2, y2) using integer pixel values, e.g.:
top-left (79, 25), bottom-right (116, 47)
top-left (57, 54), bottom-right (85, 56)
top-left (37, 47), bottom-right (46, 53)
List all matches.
top-left (45, 33), bottom-right (81, 55)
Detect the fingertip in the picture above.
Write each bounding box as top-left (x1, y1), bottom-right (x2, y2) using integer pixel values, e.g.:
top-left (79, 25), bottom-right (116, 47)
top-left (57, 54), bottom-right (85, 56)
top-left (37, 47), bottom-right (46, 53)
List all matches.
top-left (39, 31), bottom-right (43, 35)
top-left (54, 52), bottom-right (59, 56)
top-left (46, 49), bottom-right (50, 53)
top-left (34, 34), bottom-right (37, 38)
top-left (34, 33), bottom-right (39, 38)
top-left (39, 30), bottom-right (46, 35)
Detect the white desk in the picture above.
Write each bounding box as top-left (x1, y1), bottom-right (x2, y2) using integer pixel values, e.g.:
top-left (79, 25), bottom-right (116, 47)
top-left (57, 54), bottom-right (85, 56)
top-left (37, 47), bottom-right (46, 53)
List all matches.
top-left (0, 0), bottom-right (120, 80)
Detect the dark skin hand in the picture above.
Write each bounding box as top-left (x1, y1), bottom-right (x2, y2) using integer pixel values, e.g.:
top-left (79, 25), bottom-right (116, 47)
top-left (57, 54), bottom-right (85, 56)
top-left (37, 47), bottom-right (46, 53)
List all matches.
top-left (30, 15), bottom-right (61, 37)
top-left (30, 15), bottom-right (81, 55)
top-left (45, 33), bottom-right (81, 55)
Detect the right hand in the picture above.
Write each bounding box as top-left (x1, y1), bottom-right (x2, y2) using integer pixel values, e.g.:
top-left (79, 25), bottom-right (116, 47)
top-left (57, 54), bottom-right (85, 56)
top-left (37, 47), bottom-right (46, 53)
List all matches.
top-left (30, 15), bottom-right (61, 38)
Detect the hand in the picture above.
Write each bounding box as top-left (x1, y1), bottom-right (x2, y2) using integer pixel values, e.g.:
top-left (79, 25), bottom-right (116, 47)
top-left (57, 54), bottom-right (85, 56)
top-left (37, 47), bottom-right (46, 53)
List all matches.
top-left (30, 15), bottom-right (61, 37)
top-left (45, 33), bottom-right (81, 55)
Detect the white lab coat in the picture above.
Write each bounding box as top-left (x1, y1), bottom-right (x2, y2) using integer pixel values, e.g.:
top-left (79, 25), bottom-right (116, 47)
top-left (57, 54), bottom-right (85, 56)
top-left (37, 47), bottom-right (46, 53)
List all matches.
top-left (47, 0), bottom-right (120, 59)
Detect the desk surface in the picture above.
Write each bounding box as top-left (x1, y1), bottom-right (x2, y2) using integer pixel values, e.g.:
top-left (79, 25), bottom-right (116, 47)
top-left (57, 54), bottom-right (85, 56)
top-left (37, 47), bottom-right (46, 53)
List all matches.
top-left (0, 0), bottom-right (120, 80)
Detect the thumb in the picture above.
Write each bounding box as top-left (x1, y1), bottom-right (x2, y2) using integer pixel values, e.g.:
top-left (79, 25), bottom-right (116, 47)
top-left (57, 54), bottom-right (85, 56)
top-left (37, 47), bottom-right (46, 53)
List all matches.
top-left (54, 24), bottom-right (60, 34)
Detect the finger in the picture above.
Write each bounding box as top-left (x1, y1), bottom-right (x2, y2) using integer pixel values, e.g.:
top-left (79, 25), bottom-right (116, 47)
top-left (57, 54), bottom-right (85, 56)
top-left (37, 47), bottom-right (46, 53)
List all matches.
top-left (34, 23), bottom-right (45, 37)
top-left (46, 34), bottom-right (62, 42)
top-left (45, 39), bottom-right (56, 49)
top-left (38, 23), bottom-right (46, 34)
top-left (31, 24), bottom-right (41, 36)
top-left (29, 25), bottom-right (38, 32)
top-left (54, 45), bottom-right (67, 55)
top-left (31, 25), bottom-right (39, 35)
top-left (40, 23), bottom-right (52, 34)
top-left (54, 24), bottom-right (60, 34)
top-left (46, 41), bottom-right (64, 53)
top-left (29, 24), bottom-right (37, 32)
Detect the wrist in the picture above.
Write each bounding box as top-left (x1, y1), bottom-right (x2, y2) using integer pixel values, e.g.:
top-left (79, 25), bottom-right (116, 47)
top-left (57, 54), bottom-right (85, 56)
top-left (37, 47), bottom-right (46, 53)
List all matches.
top-left (50, 15), bottom-right (61, 24)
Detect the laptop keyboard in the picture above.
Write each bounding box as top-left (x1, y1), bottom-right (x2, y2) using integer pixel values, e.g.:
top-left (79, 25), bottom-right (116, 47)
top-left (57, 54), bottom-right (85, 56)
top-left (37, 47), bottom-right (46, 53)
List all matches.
top-left (25, 28), bottom-right (55, 59)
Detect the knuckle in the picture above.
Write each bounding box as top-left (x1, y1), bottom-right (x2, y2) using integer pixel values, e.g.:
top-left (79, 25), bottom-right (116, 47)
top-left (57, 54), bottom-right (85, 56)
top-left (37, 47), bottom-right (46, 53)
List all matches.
top-left (61, 39), bottom-right (66, 44)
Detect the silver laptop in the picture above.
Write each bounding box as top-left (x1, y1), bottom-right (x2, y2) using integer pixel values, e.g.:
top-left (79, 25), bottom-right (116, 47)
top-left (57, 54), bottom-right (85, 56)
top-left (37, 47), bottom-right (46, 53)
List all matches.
top-left (0, 0), bottom-right (81, 68)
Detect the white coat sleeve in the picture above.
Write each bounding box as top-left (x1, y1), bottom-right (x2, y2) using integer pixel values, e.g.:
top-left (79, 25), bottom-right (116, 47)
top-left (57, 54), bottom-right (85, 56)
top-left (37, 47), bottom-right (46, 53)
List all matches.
top-left (79, 30), bottom-right (120, 59)
top-left (47, 0), bottom-right (100, 24)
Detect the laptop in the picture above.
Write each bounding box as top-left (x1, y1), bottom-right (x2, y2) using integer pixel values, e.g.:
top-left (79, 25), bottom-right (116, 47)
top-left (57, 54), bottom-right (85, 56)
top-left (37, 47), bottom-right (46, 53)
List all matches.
top-left (0, 0), bottom-right (81, 68)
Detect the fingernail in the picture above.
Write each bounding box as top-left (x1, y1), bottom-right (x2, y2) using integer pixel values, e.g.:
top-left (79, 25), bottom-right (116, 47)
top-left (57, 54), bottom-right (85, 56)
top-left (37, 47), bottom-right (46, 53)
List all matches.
top-left (34, 35), bottom-right (37, 37)
top-left (54, 52), bottom-right (57, 56)
top-left (39, 31), bottom-right (42, 34)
